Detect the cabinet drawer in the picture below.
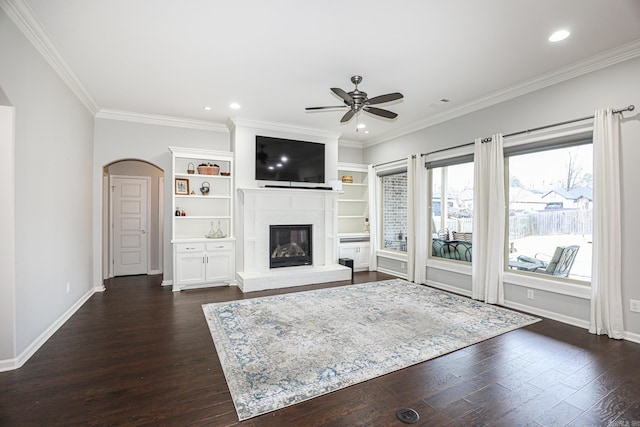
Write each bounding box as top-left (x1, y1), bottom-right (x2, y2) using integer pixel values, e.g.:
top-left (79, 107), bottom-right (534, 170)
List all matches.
top-left (175, 243), bottom-right (206, 253)
top-left (206, 241), bottom-right (233, 251)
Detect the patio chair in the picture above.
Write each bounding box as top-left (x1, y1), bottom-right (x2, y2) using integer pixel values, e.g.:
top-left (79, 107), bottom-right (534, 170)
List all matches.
top-left (452, 231), bottom-right (472, 242)
top-left (431, 239), bottom-right (472, 262)
top-left (437, 228), bottom-right (451, 241)
top-left (516, 245), bottom-right (579, 278)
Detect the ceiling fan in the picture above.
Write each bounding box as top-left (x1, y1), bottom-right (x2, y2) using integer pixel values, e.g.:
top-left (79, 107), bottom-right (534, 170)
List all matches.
top-left (306, 75), bottom-right (403, 123)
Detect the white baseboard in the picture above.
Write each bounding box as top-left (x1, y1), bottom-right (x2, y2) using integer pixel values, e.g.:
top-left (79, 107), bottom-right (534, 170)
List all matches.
top-left (161, 279), bottom-right (172, 287)
top-left (624, 330), bottom-right (640, 344)
top-left (149, 269), bottom-right (162, 275)
top-left (502, 300), bottom-right (590, 329)
top-left (0, 287), bottom-right (95, 372)
top-left (0, 357), bottom-right (17, 372)
top-left (426, 279), bottom-right (591, 329)
top-left (377, 267), bottom-right (408, 280)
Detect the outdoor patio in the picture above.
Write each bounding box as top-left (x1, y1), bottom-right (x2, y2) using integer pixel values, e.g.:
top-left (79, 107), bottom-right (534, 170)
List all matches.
top-left (508, 234), bottom-right (592, 281)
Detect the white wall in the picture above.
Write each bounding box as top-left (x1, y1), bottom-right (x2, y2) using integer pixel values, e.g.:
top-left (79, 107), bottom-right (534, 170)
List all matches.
top-left (93, 118), bottom-right (229, 284)
top-left (364, 56), bottom-right (640, 337)
top-left (338, 144), bottom-right (364, 164)
top-left (0, 7), bottom-right (95, 360)
top-left (0, 103), bottom-right (16, 363)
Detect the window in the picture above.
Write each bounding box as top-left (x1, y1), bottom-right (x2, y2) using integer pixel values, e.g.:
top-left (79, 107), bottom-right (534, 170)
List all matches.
top-left (381, 171), bottom-right (407, 252)
top-left (506, 143), bottom-right (592, 281)
top-left (430, 162), bottom-right (474, 263)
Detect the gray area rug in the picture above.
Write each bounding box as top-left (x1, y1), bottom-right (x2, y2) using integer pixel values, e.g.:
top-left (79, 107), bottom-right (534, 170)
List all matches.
top-left (202, 278), bottom-right (540, 420)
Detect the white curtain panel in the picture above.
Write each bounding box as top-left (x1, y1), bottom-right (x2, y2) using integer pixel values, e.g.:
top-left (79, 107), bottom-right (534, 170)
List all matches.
top-left (409, 154), bottom-right (431, 284)
top-left (406, 156), bottom-right (416, 282)
top-left (472, 134), bottom-right (506, 304)
top-left (367, 165), bottom-right (378, 271)
top-left (590, 109), bottom-right (624, 339)
top-left (409, 155), bottom-right (428, 284)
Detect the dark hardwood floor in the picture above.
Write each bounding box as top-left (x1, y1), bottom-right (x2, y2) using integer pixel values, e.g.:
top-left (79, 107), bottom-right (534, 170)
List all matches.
top-left (1, 272), bottom-right (639, 426)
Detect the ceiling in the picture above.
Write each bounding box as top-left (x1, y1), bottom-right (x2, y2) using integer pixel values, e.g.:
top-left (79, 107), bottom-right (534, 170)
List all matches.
top-left (13, 0), bottom-right (640, 144)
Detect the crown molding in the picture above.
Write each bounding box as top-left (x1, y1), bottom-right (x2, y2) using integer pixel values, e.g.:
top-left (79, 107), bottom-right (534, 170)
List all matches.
top-left (96, 109), bottom-right (229, 132)
top-left (338, 138), bottom-right (365, 149)
top-left (232, 118), bottom-right (341, 140)
top-left (0, 0), bottom-right (99, 115)
top-left (365, 38), bottom-right (640, 147)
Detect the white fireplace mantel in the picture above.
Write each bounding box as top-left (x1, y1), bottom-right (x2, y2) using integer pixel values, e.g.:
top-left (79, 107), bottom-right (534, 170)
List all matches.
top-left (236, 187), bottom-right (351, 292)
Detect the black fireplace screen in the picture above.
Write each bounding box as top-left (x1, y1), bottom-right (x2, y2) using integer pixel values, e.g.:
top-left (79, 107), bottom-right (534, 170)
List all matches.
top-left (269, 224), bottom-right (312, 268)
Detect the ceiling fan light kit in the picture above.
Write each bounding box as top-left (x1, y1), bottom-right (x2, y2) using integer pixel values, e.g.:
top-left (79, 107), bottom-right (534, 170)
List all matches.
top-left (306, 75), bottom-right (403, 123)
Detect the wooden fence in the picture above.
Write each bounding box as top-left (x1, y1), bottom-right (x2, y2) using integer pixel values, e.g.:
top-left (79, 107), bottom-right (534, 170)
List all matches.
top-left (440, 209), bottom-right (592, 239)
top-left (509, 209), bottom-right (592, 239)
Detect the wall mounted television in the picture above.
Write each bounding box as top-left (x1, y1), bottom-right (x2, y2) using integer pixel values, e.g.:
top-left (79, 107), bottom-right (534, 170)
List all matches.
top-left (255, 135), bottom-right (325, 184)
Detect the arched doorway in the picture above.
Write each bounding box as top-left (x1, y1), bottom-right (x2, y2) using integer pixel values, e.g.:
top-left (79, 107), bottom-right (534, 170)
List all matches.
top-left (103, 159), bottom-right (164, 279)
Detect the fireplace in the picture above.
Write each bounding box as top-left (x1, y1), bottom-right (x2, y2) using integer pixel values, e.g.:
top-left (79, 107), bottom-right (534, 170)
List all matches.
top-left (269, 224), bottom-right (312, 268)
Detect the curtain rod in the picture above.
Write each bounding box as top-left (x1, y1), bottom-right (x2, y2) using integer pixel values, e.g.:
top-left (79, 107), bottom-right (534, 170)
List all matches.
top-left (373, 154), bottom-right (417, 168)
top-left (421, 104), bottom-right (635, 157)
top-left (373, 157), bottom-right (409, 168)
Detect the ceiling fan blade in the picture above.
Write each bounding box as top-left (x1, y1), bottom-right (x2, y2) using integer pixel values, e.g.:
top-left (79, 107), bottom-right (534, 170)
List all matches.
top-left (366, 92), bottom-right (404, 105)
top-left (363, 106), bottom-right (398, 119)
top-left (331, 88), bottom-right (354, 105)
top-left (305, 106), bottom-right (347, 111)
top-left (340, 109), bottom-right (355, 123)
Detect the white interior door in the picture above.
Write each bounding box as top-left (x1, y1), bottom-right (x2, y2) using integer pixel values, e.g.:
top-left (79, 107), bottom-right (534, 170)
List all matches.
top-left (112, 176), bottom-right (149, 276)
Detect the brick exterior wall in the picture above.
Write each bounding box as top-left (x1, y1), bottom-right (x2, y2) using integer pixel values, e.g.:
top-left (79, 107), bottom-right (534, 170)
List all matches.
top-left (382, 172), bottom-right (407, 252)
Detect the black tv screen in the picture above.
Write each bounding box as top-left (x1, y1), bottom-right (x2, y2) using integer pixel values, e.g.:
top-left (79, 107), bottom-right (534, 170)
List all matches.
top-left (255, 136), bottom-right (325, 183)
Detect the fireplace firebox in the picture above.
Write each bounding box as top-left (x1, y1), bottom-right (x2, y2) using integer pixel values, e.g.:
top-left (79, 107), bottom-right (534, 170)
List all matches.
top-left (269, 224), bottom-right (312, 268)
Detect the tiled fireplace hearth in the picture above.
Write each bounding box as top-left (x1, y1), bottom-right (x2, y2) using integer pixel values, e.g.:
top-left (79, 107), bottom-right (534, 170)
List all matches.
top-left (237, 188), bottom-right (351, 292)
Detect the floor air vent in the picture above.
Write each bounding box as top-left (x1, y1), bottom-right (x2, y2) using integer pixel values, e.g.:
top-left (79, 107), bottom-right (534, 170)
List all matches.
top-left (396, 407), bottom-right (419, 424)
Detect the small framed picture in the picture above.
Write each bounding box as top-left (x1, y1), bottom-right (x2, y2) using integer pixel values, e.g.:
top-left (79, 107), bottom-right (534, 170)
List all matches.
top-left (175, 178), bottom-right (189, 195)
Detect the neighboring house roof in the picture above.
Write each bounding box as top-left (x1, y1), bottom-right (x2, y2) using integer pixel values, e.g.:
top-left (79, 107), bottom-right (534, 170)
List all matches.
top-left (542, 187), bottom-right (593, 201)
top-left (509, 187), bottom-right (546, 203)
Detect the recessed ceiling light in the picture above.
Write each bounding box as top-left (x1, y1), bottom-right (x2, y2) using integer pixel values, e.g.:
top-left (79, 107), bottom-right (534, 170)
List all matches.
top-left (229, 102), bottom-right (241, 109)
top-left (364, 130), bottom-right (370, 134)
top-left (203, 106), bottom-right (212, 111)
top-left (440, 98), bottom-right (450, 104)
top-left (549, 29), bottom-right (570, 42)
top-left (357, 123), bottom-right (367, 129)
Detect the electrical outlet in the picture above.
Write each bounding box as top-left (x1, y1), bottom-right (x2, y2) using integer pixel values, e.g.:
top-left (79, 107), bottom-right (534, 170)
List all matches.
top-left (66, 282), bottom-right (70, 294)
top-left (527, 289), bottom-right (534, 299)
top-left (400, 262), bottom-right (406, 269)
top-left (630, 299), bottom-right (640, 313)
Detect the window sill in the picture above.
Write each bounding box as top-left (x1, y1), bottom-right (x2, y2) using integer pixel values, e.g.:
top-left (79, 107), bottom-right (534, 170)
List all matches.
top-left (377, 250), bottom-right (408, 262)
top-left (503, 271), bottom-right (590, 300)
top-left (426, 257), bottom-right (472, 275)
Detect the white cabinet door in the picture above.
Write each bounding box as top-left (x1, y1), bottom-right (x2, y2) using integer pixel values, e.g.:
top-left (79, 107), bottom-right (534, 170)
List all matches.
top-left (354, 243), bottom-right (370, 270)
top-left (205, 250), bottom-right (233, 284)
top-left (338, 246), bottom-right (357, 261)
top-left (205, 241), bottom-right (234, 284)
top-left (176, 252), bottom-right (206, 287)
top-left (338, 243), bottom-right (370, 271)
